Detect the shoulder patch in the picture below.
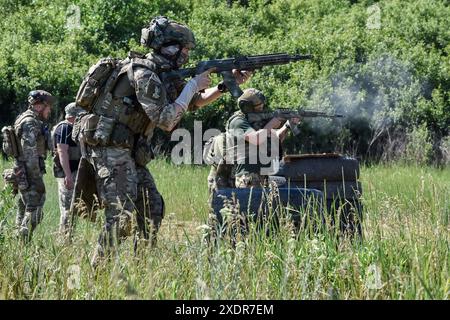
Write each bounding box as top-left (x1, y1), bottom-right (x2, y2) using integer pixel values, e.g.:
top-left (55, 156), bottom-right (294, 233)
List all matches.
top-left (136, 71), bottom-right (163, 100)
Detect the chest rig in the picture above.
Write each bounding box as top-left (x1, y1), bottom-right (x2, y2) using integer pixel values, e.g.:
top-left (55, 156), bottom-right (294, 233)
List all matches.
top-left (14, 109), bottom-right (49, 159)
top-left (78, 52), bottom-right (180, 149)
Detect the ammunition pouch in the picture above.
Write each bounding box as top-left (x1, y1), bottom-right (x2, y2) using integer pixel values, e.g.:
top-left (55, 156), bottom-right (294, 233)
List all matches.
top-left (133, 137), bottom-right (154, 167)
top-left (78, 96), bottom-right (151, 149)
top-left (2, 163), bottom-right (29, 191)
top-left (93, 115), bottom-right (115, 145)
top-left (2, 168), bottom-right (18, 190)
top-left (39, 157), bottom-right (46, 174)
top-left (72, 113), bottom-right (85, 143)
top-left (78, 115), bottom-right (136, 149)
top-left (79, 113), bottom-right (99, 146)
top-left (52, 154), bottom-right (65, 178)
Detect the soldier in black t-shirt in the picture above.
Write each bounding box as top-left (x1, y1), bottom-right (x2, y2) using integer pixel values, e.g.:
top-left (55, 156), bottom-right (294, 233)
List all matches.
top-left (52, 103), bottom-right (84, 235)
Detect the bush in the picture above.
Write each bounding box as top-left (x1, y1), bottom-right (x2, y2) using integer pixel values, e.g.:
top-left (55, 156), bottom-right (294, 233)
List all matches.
top-left (0, 0), bottom-right (448, 163)
top-left (404, 124), bottom-right (434, 165)
top-left (439, 136), bottom-right (450, 166)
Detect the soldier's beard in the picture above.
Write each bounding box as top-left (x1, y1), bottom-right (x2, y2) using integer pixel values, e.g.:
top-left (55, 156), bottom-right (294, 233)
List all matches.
top-left (175, 51), bottom-right (189, 68)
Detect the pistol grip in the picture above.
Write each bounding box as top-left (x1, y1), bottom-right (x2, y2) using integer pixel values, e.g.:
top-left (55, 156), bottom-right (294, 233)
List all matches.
top-left (291, 125), bottom-right (301, 136)
top-left (220, 71), bottom-right (243, 98)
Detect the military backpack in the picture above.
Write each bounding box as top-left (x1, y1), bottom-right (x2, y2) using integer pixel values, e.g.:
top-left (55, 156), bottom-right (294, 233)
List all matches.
top-left (1, 126), bottom-right (20, 158)
top-left (76, 57), bottom-right (122, 112)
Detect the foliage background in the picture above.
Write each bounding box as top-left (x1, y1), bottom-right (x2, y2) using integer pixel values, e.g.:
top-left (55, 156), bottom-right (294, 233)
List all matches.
top-left (0, 0), bottom-right (449, 163)
top-left (0, 1), bottom-right (449, 300)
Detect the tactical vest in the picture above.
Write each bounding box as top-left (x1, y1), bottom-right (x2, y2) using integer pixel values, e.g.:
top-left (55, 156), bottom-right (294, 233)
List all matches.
top-left (52, 120), bottom-right (82, 161)
top-left (225, 111), bottom-right (246, 132)
top-left (52, 120), bottom-right (81, 178)
top-left (14, 109), bottom-right (49, 159)
top-left (203, 112), bottom-right (242, 168)
top-left (225, 111), bottom-right (247, 163)
top-left (78, 52), bottom-right (175, 149)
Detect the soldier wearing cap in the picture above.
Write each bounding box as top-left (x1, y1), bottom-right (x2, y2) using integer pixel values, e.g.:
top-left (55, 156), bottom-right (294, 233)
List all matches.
top-left (13, 90), bottom-right (54, 241)
top-left (74, 16), bottom-right (251, 266)
top-left (52, 102), bottom-right (85, 235)
top-left (225, 88), bottom-right (300, 188)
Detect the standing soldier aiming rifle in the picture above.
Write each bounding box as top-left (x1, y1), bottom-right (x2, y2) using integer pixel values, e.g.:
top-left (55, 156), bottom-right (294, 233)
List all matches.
top-left (72, 16), bottom-right (251, 266)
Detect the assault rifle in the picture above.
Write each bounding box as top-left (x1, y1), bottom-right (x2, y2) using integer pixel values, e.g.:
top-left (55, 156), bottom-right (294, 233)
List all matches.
top-left (160, 53), bottom-right (313, 98)
top-left (246, 109), bottom-right (344, 135)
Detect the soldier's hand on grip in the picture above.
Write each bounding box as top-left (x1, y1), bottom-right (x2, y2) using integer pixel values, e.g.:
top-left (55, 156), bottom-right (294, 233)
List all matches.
top-left (233, 69), bottom-right (253, 85)
top-left (193, 68), bottom-right (214, 91)
top-left (289, 117), bottom-right (301, 126)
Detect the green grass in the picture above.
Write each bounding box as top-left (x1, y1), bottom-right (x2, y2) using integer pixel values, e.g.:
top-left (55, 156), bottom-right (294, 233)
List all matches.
top-left (0, 158), bottom-right (448, 299)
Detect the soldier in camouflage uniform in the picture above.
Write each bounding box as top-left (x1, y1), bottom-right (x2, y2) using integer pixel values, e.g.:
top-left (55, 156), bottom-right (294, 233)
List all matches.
top-left (52, 103), bottom-right (84, 236)
top-left (206, 132), bottom-right (234, 196)
top-left (74, 16), bottom-right (251, 266)
top-left (13, 90), bottom-right (54, 241)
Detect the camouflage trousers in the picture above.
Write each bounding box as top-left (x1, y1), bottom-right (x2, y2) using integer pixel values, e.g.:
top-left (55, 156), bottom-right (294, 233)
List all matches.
top-left (135, 164), bottom-right (164, 249)
top-left (88, 146), bottom-right (163, 265)
top-left (56, 171), bottom-right (77, 235)
top-left (16, 176), bottom-right (46, 241)
top-left (235, 173), bottom-right (267, 188)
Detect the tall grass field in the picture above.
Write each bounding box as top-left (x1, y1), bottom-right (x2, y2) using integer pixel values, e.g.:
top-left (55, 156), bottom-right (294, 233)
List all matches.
top-left (0, 158), bottom-right (448, 299)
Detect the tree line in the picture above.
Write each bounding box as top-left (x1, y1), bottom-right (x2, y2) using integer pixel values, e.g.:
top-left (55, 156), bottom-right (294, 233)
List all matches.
top-left (0, 0), bottom-right (448, 165)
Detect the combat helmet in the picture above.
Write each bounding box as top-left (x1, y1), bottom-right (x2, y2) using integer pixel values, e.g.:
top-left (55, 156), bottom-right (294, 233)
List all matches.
top-left (141, 16), bottom-right (195, 51)
top-left (237, 88), bottom-right (266, 113)
top-left (64, 102), bottom-right (85, 119)
top-left (28, 90), bottom-right (56, 105)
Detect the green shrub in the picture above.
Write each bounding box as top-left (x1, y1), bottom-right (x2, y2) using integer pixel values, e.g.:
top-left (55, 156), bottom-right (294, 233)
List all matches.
top-left (439, 135), bottom-right (450, 166)
top-left (404, 124), bottom-right (433, 165)
top-left (0, 0), bottom-right (448, 162)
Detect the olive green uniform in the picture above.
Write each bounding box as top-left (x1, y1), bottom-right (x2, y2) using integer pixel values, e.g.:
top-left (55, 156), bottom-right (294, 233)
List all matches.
top-left (227, 111), bottom-right (271, 188)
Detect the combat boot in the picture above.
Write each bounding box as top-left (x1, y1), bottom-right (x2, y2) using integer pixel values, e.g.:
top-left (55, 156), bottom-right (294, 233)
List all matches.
top-left (149, 216), bottom-right (162, 248)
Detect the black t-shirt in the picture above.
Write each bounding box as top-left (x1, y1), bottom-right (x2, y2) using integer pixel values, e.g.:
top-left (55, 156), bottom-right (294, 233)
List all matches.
top-left (53, 121), bottom-right (80, 172)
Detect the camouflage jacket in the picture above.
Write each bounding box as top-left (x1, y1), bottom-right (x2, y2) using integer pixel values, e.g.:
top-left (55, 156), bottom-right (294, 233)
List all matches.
top-left (14, 108), bottom-right (50, 178)
top-left (112, 52), bottom-right (201, 139)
